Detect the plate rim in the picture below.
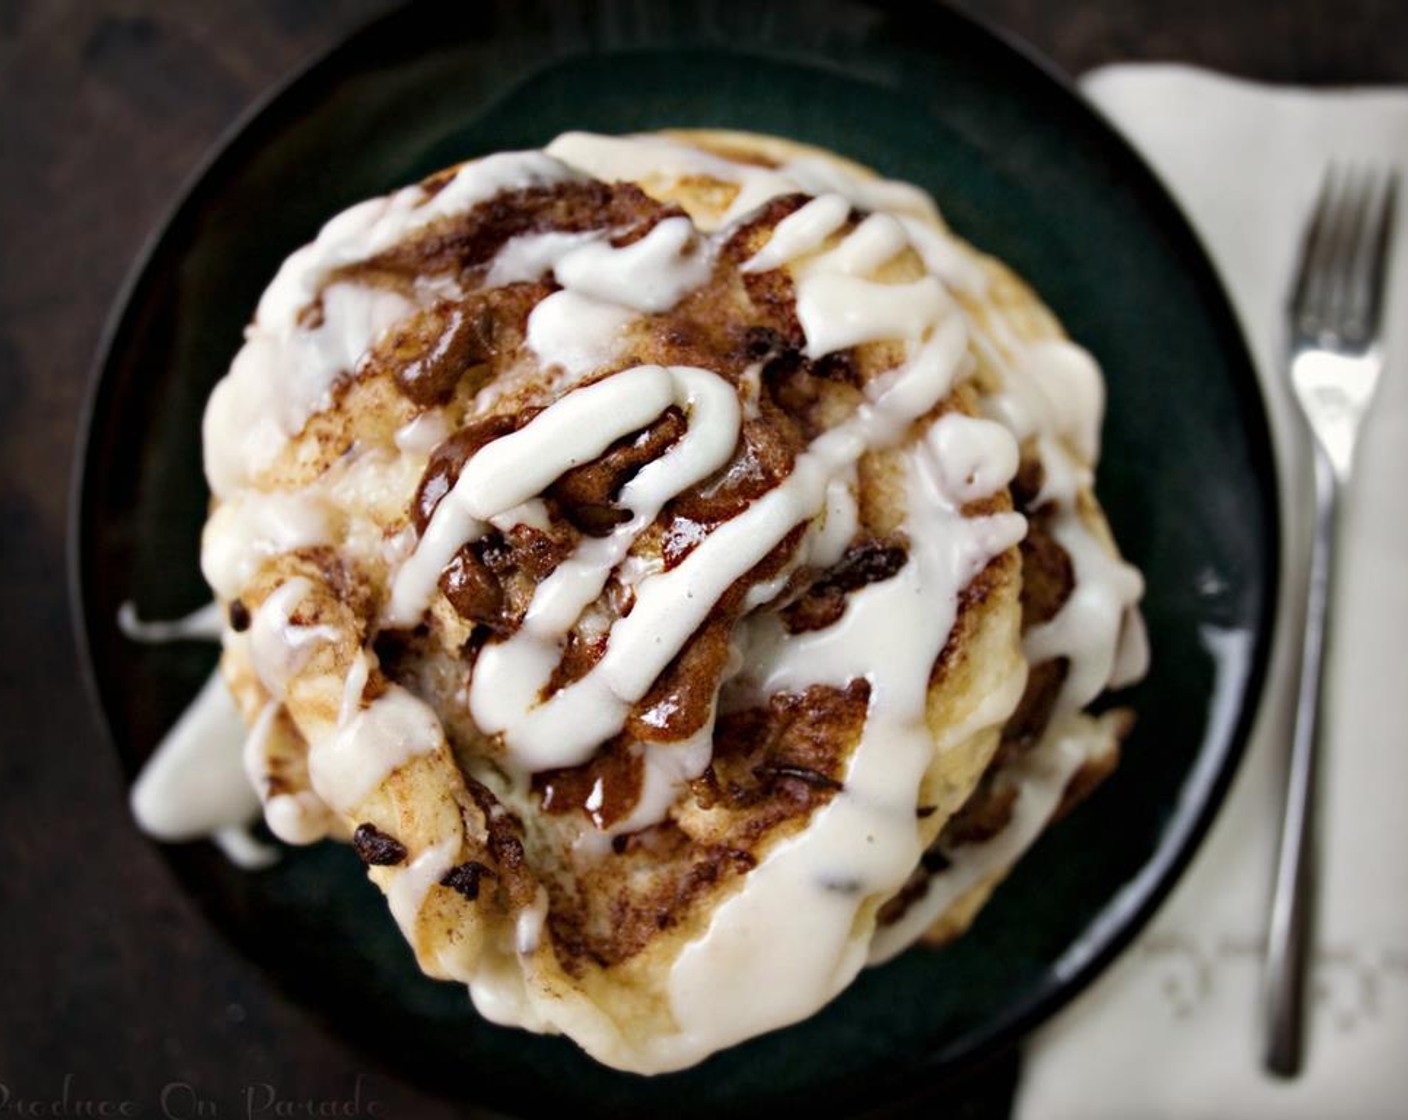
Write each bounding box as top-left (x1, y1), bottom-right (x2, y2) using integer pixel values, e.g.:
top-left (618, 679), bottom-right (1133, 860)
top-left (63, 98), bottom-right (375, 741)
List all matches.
top-left (67, 0), bottom-right (1281, 1110)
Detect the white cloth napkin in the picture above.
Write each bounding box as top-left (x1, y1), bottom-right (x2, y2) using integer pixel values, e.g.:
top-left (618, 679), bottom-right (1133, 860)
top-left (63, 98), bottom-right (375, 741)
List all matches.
top-left (1015, 65), bottom-right (1408, 1120)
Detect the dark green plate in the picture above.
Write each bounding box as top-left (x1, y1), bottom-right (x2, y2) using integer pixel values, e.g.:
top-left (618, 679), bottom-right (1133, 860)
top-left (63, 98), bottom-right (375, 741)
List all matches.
top-left (71, 2), bottom-right (1277, 1116)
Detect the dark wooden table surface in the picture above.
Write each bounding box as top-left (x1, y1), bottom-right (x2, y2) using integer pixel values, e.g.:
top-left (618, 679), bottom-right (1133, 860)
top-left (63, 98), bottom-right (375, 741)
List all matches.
top-left (1, 2), bottom-right (1402, 1117)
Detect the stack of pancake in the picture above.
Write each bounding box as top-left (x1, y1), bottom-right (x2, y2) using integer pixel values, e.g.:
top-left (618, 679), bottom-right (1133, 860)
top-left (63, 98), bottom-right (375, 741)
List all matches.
top-left (196, 130), bottom-right (1147, 1073)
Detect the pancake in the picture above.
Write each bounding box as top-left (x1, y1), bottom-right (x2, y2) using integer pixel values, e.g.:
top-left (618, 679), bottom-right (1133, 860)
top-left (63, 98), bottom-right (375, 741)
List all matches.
top-left (190, 129), bottom-right (1147, 1073)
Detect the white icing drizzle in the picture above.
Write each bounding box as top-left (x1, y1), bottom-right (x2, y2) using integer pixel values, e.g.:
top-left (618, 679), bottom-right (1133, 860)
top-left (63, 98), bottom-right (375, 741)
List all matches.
top-left (896, 215), bottom-right (990, 294)
top-left (388, 838), bottom-right (459, 944)
top-left (516, 215), bottom-right (712, 378)
top-left (809, 210), bottom-right (912, 275)
top-left (1109, 606), bottom-right (1152, 690)
top-left (204, 151), bottom-right (582, 496)
top-left (657, 450), bottom-right (1027, 1068)
top-left (741, 193), bottom-right (852, 273)
top-left (782, 155), bottom-right (941, 224)
top-left (553, 216), bottom-right (711, 312)
top-left (118, 599), bottom-right (225, 643)
top-left (466, 322), bottom-right (965, 822)
top-left (262, 792), bottom-right (334, 846)
top-left (799, 270), bottom-right (947, 358)
top-left (241, 700), bottom-right (337, 846)
top-left (1025, 508), bottom-right (1146, 714)
top-left (978, 330), bottom-right (1106, 462)
top-left (487, 230), bottom-right (599, 287)
top-left (212, 826), bottom-right (280, 870)
top-left (307, 684), bottom-right (444, 814)
top-left (926, 413), bottom-right (1022, 505)
top-left (524, 290), bottom-right (634, 379)
top-left (1017, 340), bottom-right (1106, 462)
top-left (200, 491), bottom-right (336, 600)
top-left (136, 130), bottom-right (1150, 1073)
top-left (246, 577), bottom-right (339, 700)
top-left (203, 285), bottom-right (414, 498)
top-left (515, 887), bottom-right (550, 955)
top-left (546, 132), bottom-right (798, 226)
top-left (393, 410), bottom-right (451, 454)
top-left (544, 131), bottom-right (954, 238)
top-left (745, 203), bottom-right (951, 359)
top-left (124, 610), bottom-right (283, 867)
top-left (339, 649), bottom-right (373, 727)
top-left (388, 364), bottom-right (712, 626)
top-left (866, 713), bottom-right (1113, 966)
top-left (250, 152), bottom-right (573, 332)
top-left (240, 699), bottom-right (280, 792)
top-left (468, 365), bottom-right (740, 773)
top-left (969, 327), bottom-right (1145, 716)
top-left (130, 670), bottom-right (263, 845)
top-left (489, 499), bottom-right (553, 535)
top-left (469, 957), bottom-right (552, 1033)
top-left (983, 420), bottom-right (1143, 717)
top-left (810, 474), bottom-right (861, 570)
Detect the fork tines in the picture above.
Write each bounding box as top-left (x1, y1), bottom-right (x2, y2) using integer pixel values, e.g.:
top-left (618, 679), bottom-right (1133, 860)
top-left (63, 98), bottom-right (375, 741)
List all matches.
top-left (1290, 165), bottom-right (1398, 349)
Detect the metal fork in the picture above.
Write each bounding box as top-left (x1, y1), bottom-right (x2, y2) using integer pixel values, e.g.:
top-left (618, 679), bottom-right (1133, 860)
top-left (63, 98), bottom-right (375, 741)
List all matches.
top-left (1264, 165), bottom-right (1398, 1078)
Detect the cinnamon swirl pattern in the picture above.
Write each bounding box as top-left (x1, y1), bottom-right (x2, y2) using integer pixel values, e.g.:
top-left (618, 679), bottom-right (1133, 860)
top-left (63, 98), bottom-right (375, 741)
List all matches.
top-left (140, 130), bottom-right (1147, 1072)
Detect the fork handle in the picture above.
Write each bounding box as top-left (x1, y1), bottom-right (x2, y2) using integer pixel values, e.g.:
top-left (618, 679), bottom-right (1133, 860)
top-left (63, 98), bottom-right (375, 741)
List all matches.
top-left (1264, 442), bottom-right (1338, 1077)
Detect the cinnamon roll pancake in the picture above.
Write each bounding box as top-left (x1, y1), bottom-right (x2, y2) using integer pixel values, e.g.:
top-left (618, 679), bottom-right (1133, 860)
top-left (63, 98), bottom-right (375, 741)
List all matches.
top-left (189, 130), bottom-right (1147, 1072)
